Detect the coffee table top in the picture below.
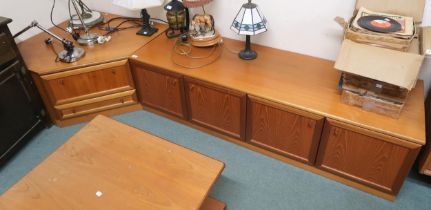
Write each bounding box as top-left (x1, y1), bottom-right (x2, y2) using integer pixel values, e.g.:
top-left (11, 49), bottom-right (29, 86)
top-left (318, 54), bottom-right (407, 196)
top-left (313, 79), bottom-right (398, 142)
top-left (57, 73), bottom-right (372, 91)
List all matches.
top-left (0, 115), bottom-right (224, 210)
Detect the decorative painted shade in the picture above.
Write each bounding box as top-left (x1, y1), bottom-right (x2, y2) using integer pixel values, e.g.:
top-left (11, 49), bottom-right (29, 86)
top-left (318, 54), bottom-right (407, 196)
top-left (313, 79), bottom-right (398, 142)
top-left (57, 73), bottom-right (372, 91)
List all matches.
top-left (231, 0), bottom-right (267, 35)
top-left (183, 0), bottom-right (213, 8)
top-left (113, 0), bottom-right (165, 10)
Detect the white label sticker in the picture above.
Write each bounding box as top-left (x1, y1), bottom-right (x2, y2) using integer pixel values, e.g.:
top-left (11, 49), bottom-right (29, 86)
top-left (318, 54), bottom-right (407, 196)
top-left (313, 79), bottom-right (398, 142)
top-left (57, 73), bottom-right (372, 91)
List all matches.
top-left (96, 191), bottom-right (103, 197)
top-left (376, 84), bottom-right (383, 89)
top-left (166, 5), bottom-right (172, 10)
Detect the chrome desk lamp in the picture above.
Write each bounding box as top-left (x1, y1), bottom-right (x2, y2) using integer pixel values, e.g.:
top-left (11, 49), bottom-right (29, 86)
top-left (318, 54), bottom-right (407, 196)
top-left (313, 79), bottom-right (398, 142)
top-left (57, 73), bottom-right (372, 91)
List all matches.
top-left (13, 21), bottom-right (85, 63)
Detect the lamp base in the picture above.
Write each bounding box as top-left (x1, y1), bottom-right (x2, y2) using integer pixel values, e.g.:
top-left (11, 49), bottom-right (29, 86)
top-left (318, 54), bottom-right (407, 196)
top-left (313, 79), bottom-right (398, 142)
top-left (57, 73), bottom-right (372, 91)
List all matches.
top-left (70, 11), bottom-right (104, 29)
top-left (77, 32), bottom-right (99, 46)
top-left (239, 49), bottom-right (257, 60)
top-left (58, 47), bottom-right (85, 63)
top-left (137, 9), bottom-right (158, 36)
top-left (190, 31), bottom-right (222, 47)
top-left (137, 26), bottom-right (158, 36)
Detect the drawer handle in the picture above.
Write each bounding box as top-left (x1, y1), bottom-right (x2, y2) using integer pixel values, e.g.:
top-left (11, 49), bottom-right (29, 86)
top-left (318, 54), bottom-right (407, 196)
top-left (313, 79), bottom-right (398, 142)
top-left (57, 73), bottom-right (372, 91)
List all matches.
top-left (111, 70), bottom-right (116, 75)
top-left (59, 79), bottom-right (65, 85)
top-left (333, 128), bottom-right (341, 137)
top-left (307, 121), bottom-right (314, 128)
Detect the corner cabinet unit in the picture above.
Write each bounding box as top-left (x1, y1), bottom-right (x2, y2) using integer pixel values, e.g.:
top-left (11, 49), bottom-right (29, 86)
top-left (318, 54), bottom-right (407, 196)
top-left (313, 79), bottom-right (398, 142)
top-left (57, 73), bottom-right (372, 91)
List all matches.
top-left (246, 96), bottom-right (324, 164)
top-left (185, 78), bottom-right (246, 140)
top-left (316, 119), bottom-right (421, 195)
top-left (32, 60), bottom-right (140, 126)
top-left (131, 61), bottom-right (187, 119)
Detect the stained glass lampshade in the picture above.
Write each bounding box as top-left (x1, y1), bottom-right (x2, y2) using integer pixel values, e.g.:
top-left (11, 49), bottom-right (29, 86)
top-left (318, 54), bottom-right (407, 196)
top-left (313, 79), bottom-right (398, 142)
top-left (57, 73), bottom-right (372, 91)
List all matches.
top-left (231, 0), bottom-right (267, 35)
top-left (231, 0), bottom-right (267, 60)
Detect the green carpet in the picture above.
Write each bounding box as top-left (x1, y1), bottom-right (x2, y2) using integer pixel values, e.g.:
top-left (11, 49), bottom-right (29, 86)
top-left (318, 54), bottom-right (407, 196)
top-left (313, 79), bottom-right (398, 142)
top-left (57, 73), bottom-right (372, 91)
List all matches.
top-left (1, 110), bottom-right (431, 210)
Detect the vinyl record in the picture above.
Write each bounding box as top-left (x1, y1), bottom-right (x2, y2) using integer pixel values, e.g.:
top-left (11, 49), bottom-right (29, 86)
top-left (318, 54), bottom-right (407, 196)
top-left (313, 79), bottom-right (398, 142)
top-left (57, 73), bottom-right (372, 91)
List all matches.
top-left (357, 15), bottom-right (402, 33)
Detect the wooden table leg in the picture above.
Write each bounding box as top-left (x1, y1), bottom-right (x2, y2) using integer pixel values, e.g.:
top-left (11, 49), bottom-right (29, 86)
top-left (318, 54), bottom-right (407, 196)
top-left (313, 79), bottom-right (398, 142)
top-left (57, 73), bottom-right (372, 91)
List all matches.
top-left (200, 197), bottom-right (226, 210)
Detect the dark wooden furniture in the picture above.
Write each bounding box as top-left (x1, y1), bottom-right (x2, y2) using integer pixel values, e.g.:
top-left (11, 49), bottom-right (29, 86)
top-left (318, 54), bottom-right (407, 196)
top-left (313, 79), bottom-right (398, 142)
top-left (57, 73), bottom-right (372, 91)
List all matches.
top-left (18, 14), bottom-right (168, 127)
top-left (419, 90), bottom-right (431, 175)
top-left (0, 115), bottom-right (226, 210)
top-left (418, 27), bottom-right (431, 176)
top-left (0, 17), bottom-right (47, 164)
top-left (18, 16), bottom-right (428, 200)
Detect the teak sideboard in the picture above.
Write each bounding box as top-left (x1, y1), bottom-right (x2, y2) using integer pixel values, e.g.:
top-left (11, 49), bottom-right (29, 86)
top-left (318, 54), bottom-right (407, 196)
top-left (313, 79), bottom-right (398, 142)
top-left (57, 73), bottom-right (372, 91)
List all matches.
top-left (18, 15), bottom-right (427, 201)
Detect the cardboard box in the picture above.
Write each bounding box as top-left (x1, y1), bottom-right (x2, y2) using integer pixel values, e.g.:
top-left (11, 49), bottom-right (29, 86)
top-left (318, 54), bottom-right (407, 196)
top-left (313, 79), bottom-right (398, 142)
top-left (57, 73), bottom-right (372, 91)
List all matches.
top-left (341, 89), bottom-right (404, 119)
top-left (343, 7), bottom-right (417, 51)
top-left (335, 0), bottom-right (430, 117)
top-left (341, 73), bottom-right (408, 104)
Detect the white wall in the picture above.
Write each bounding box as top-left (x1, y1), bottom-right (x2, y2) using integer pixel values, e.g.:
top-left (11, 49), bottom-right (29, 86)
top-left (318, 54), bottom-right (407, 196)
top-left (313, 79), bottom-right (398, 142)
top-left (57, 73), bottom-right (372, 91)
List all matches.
top-left (1, 0), bottom-right (431, 94)
top-left (0, 0), bottom-right (71, 42)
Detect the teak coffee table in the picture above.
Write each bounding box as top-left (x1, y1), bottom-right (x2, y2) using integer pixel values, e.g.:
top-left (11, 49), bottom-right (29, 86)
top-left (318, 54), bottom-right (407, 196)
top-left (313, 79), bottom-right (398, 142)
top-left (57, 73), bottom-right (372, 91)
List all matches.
top-left (0, 115), bottom-right (226, 210)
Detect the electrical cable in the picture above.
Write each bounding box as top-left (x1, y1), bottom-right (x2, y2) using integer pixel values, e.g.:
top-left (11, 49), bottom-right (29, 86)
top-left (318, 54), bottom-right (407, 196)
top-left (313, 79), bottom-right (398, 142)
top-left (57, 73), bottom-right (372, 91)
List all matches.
top-left (50, 0), bottom-right (67, 32)
top-left (99, 18), bottom-right (143, 36)
top-left (68, 0), bottom-right (74, 27)
top-left (224, 44), bottom-right (241, 54)
top-left (150, 18), bottom-right (168, 24)
top-left (44, 38), bottom-right (60, 62)
top-left (97, 16), bottom-right (169, 36)
top-left (171, 38), bottom-right (224, 69)
top-left (174, 41), bottom-right (216, 59)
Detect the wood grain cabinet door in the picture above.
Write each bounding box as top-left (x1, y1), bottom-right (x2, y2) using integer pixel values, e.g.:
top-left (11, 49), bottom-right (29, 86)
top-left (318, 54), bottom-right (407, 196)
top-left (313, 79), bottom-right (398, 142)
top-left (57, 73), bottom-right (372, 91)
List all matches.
top-left (131, 62), bottom-right (186, 119)
top-left (246, 96), bottom-right (324, 164)
top-left (316, 119), bottom-right (421, 195)
top-left (185, 78), bottom-right (246, 140)
top-left (42, 60), bottom-right (134, 105)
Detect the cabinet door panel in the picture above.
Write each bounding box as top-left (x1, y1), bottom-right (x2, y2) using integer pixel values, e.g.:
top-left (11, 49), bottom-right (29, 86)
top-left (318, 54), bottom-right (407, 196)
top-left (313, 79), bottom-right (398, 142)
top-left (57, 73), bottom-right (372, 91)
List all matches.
top-left (186, 78), bottom-right (246, 139)
top-left (43, 60), bottom-right (133, 105)
top-left (316, 119), bottom-right (420, 194)
top-left (0, 61), bottom-right (40, 156)
top-left (247, 96), bottom-right (324, 164)
top-left (132, 63), bottom-right (186, 118)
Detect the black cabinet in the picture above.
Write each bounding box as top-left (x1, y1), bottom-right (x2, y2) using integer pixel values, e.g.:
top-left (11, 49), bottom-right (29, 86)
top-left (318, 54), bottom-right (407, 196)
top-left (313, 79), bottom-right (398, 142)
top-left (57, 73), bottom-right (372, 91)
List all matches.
top-left (0, 17), bottom-right (47, 164)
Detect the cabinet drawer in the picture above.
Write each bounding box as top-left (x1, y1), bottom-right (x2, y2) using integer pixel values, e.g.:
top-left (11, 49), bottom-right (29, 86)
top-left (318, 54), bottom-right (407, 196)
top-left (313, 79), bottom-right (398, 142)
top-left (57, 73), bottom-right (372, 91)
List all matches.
top-left (185, 78), bottom-right (246, 139)
top-left (55, 90), bottom-right (137, 120)
top-left (316, 119), bottom-right (421, 195)
top-left (131, 62), bottom-right (186, 118)
top-left (42, 60), bottom-right (134, 105)
top-left (247, 96), bottom-right (324, 164)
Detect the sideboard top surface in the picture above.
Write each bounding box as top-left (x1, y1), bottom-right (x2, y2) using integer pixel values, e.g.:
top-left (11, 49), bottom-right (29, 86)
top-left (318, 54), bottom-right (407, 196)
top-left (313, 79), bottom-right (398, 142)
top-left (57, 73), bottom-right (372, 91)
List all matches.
top-left (130, 35), bottom-right (425, 145)
top-left (17, 14), bottom-right (167, 75)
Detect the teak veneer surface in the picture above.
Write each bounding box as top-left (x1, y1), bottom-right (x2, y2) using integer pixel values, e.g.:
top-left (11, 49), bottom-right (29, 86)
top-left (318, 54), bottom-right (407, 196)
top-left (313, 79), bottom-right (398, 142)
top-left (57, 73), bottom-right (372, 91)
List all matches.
top-left (130, 35), bottom-right (425, 145)
top-left (17, 14), bottom-right (168, 75)
top-left (0, 115), bottom-right (224, 210)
